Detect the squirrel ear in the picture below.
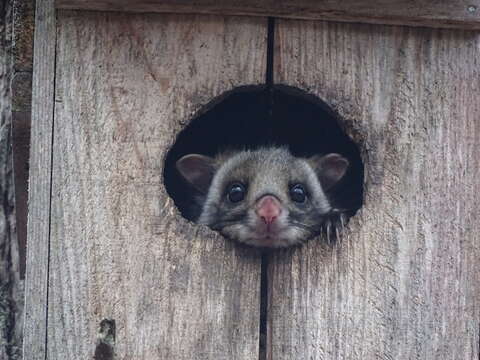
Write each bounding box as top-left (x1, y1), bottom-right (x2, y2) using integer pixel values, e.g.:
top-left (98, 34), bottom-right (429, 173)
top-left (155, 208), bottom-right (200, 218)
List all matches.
top-left (176, 154), bottom-right (216, 194)
top-left (309, 153), bottom-right (349, 190)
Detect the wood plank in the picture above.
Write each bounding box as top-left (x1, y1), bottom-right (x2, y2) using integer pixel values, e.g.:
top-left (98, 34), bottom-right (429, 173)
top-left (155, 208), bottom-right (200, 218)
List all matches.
top-left (0, 1), bottom-right (24, 358)
top-left (269, 20), bottom-right (480, 359)
top-left (55, 0), bottom-right (480, 30)
top-left (11, 0), bottom-right (36, 281)
top-left (22, 0), bottom-right (55, 359)
top-left (48, 11), bottom-right (266, 359)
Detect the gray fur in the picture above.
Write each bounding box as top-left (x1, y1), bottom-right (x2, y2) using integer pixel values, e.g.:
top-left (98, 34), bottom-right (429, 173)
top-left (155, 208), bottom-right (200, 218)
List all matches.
top-left (176, 147), bottom-right (348, 248)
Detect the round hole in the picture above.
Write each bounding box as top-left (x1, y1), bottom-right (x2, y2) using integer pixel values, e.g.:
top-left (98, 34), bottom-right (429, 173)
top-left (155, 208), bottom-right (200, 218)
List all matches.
top-left (163, 85), bottom-right (364, 246)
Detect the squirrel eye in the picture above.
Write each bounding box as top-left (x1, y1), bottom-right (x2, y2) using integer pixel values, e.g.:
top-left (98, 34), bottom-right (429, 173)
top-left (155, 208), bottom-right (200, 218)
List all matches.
top-left (227, 183), bottom-right (246, 203)
top-left (290, 184), bottom-right (306, 203)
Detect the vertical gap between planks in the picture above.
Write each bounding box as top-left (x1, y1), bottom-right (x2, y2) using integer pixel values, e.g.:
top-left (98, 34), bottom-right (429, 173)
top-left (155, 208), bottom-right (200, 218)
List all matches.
top-left (259, 16), bottom-right (275, 360)
top-left (265, 17), bottom-right (275, 87)
top-left (258, 253), bottom-right (269, 360)
top-left (265, 17), bottom-right (275, 122)
top-left (43, 8), bottom-right (58, 360)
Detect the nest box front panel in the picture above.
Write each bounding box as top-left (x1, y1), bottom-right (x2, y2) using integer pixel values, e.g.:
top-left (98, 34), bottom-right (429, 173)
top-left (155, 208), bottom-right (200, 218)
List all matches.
top-left (25, 5), bottom-right (480, 360)
top-left (49, 11), bottom-right (266, 359)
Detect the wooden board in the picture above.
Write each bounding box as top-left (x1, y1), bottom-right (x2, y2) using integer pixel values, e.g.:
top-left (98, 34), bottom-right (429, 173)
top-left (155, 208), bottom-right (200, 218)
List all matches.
top-left (11, 0), bottom-right (36, 281)
top-left (0, 0), bottom-right (24, 358)
top-left (268, 20), bottom-right (480, 359)
top-left (46, 11), bottom-right (266, 359)
top-left (55, 0), bottom-right (480, 30)
top-left (22, 0), bottom-right (56, 359)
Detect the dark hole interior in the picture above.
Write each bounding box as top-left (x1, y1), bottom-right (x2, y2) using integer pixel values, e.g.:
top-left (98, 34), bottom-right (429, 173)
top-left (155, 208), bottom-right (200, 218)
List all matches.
top-left (164, 85), bottom-right (364, 223)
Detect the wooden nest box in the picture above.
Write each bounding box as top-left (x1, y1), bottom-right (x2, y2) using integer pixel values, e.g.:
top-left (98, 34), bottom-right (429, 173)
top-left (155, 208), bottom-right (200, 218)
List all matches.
top-left (25, 1), bottom-right (480, 359)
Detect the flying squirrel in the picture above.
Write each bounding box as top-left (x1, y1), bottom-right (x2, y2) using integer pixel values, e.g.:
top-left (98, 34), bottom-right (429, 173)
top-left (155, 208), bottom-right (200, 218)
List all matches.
top-left (176, 146), bottom-right (349, 248)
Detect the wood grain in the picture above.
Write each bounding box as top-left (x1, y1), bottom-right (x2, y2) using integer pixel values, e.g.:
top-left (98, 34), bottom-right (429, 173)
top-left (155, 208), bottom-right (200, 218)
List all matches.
top-left (55, 0), bottom-right (480, 30)
top-left (11, 0), bottom-right (36, 281)
top-left (22, 0), bottom-right (55, 359)
top-left (0, 1), bottom-right (24, 358)
top-left (47, 11), bottom-right (266, 359)
top-left (269, 20), bottom-right (480, 360)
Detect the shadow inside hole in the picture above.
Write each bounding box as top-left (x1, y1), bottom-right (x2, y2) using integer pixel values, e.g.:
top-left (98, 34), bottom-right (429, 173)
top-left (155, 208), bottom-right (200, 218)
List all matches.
top-left (163, 85), bottom-right (364, 224)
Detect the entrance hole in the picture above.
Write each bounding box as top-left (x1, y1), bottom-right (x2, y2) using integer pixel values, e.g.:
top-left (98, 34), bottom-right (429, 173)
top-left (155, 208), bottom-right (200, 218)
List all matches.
top-left (163, 85), bottom-right (364, 225)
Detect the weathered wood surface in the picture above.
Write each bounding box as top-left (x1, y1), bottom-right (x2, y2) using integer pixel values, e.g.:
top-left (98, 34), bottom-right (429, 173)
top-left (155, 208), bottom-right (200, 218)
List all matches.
top-left (0, 1), bottom-right (23, 358)
top-left (11, 0), bottom-right (35, 281)
top-left (268, 20), bottom-right (480, 359)
top-left (55, 0), bottom-right (480, 30)
top-left (22, 0), bottom-right (56, 359)
top-left (46, 11), bottom-right (266, 359)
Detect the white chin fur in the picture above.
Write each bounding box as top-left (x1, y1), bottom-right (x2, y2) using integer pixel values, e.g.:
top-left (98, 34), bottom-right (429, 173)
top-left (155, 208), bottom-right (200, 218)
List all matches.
top-left (219, 210), bottom-right (311, 247)
top-left (222, 224), bottom-right (308, 248)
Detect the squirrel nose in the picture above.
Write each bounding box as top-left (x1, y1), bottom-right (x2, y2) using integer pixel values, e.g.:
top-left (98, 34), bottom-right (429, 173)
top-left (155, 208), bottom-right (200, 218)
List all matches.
top-left (255, 195), bottom-right (282, 225)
